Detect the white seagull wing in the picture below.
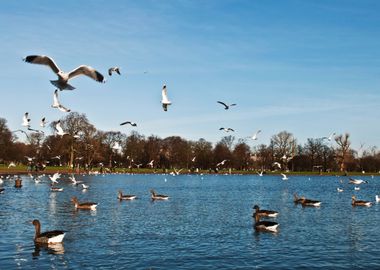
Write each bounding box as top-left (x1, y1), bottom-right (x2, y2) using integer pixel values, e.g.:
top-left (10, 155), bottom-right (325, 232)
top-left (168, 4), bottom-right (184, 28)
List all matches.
top-left (23, 55), bottom-right (61, 74)
top-left (68, 65), bottom-right (105, 83)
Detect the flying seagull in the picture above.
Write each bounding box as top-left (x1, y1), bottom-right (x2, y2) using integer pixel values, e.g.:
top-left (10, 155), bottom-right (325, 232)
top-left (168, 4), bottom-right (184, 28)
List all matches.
top-left (161, 84), bottom-right (172, 111)
top-left (120, 121), bottom-right (137, 127)
top-left (216, 160), bottom-right (228, 167)
top-left (249, 130), bottom-right (261, 140)
top-left (219, 127), bottom-right (235, 132)
top-left (52, 90), bottom-right (71, 112)
top-left (217, 101), bottom-right (236, 110)
top-left (55, 120), bottom-right (68, 136)
top-left (322, 132), bottom-right (336, 142)
top-left (40, 117), bottom-right (48, 128)
top-left (108, 67), bottom-right (121, 76)
top-left (23, 55), bottom-right (105, 90)
top-left (22, 112), bottom-right (30, 127)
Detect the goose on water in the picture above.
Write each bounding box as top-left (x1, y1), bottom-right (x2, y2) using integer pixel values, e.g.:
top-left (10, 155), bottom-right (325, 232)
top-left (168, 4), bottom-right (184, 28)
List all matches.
top-left (150, 189), bottom-right (169, 200)
top-left (351, 196), bottom-right (372, 207)
top-left (71, 196), bottom-right (98, 210)
top-left (31, 219), bottom-right (65, 244)
top-left (253, 214), bottom-right (279, 232)
top-left (23, 55), bottom-right (105, 90)
top-left (252, 205), bottom-right (278, 218)
top-left (117, 190), bottom-right (137, 200)
top-left (300, 197), bottom-right (321, 207)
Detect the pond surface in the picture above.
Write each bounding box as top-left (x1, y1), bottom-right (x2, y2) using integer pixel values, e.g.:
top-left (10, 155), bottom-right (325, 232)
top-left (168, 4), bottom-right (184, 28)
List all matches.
top-left (0, 173), bottom-right (380, 269)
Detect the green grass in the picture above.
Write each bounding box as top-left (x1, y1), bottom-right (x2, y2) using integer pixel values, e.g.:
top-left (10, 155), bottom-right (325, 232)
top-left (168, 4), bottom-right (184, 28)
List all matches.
top-left (0, 164), bottom-right (378, 176)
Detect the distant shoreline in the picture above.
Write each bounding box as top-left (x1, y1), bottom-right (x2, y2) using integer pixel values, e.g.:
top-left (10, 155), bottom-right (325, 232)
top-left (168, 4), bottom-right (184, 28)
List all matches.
top-left (0, 166), bottom-right (377, 177)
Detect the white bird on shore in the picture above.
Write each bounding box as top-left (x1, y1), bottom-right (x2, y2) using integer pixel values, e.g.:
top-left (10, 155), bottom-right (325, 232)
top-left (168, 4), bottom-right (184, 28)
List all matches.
top-left (49, 173), bottom-right (61, 184)
top-left (281, 173), bottom-right (288, 180)
top-left (55, 121), bottom-right (68, 136)
top-left (161, 84), bottom-right (172, 111)
top-left (147, 160), bottom-right (154, 168)
top-left (22, 112), bottom-right (30, 127)
top-left (25, 156), bottom-right (35, 162)
top-left (8, 162), bottom-right (16, 168)
top-left (217, 101), bottom-right (236, 110)
top-left (52, 90), bottom-right (71, 112)
top-left (23, 55), bottom-right (105, 91)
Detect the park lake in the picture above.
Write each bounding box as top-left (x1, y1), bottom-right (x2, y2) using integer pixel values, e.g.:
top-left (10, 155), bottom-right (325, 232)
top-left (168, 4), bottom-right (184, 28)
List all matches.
top-left (1, 173), bottom-right (380, 269)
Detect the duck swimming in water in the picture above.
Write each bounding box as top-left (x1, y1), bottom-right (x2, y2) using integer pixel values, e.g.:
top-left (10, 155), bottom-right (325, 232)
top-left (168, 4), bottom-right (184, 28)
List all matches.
top-left (150, 189), bottom-right (169, 200)
top-left (117, 190), bottom-right (137, 200)
top-left (252, 205), bottom-right (279, 218)
top-left (253, 214), bottom-right (279, 232)
top-left (351, 196), bottom-right (372, 207)
top-left (300, 197), bottom-right (321, 207)
top-left (71, 196), bottom-right (98, 210)
top-left (31, 219), bottom-right (65, 244)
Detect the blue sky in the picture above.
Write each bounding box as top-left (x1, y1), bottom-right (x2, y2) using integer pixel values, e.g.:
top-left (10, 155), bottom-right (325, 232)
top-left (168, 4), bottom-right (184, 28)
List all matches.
top-left (1, 0), bottom-right (379, 151)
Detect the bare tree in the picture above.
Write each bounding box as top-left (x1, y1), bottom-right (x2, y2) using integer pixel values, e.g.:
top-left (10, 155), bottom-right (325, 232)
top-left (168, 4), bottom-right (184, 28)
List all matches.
top-left (334, 133), bottom-right (351, 172)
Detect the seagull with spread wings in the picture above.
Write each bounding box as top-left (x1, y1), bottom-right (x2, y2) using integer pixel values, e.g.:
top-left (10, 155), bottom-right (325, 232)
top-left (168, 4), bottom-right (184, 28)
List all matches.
top-left (55, 121), bottom-right (68, 136)
top-left (249, 130), bottom-right (261, 140)
top-left (108, 67), bottom-right (121, 76)
top-left (321, 132), bottom-right (336, 142)
top-left (217, 101), bottom-right (236, 110)
top-left (219, 127), bottom-right (235, 132)
top-left (23, 55), bottom-right (105, 90)
top-left (120, 121), bottom-right (137, 127)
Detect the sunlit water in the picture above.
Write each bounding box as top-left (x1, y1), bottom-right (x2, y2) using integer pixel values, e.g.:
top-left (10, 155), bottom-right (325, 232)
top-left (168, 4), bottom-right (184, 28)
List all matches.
top-left (1, 173), bottom-right (380, 269)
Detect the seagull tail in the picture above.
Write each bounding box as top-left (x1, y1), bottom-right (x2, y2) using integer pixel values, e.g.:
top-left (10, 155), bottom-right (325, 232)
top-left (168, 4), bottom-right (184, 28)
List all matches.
top-left (50, 80), bottom-right (75, 90)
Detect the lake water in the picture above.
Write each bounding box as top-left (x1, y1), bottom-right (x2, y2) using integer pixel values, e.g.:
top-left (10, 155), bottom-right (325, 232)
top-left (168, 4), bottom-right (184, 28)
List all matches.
top-left (0, 173), bottom-right (380, 269)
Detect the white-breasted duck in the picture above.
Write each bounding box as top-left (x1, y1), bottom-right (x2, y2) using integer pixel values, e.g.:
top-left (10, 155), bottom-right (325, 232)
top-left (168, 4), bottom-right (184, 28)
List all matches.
top-left (31, 219), bottom-right (65, 244)
top-left (252, 205), bottom-right (279, 218)
top-left (51, 186), bottom-right (64, 192)
top-left (253, 214), bottom-right (279, 233)
top-left (351, 196), bottom-right (372, 207)
top-left (71, 196), bottom-right (98, 210)
top-left (118, 190), bottom-right (137, 200)
top-left (300, 196), bottom-right (321, 207)
top-left (150, 189), bottom-right (169, 200)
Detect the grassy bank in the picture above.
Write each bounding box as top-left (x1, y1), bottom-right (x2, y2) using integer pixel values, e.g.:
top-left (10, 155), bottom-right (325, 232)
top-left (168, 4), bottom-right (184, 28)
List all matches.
top-left (0, 164), bottom-right (378, 176)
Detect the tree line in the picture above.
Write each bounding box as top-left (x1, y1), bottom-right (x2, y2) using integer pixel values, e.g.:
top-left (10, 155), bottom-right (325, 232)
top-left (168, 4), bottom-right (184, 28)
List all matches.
top-left (1, 112), bottom-right (379, 173)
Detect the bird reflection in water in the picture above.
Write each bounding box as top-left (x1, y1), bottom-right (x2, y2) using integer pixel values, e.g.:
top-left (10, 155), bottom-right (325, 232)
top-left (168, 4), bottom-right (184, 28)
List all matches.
top-left (32, 242), bottom-right (65, 257)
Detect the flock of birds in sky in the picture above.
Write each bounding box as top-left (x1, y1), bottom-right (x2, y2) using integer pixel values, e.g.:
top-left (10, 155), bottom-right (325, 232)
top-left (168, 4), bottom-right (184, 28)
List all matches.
top-left (14, 54), bottom-right (341, 162)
